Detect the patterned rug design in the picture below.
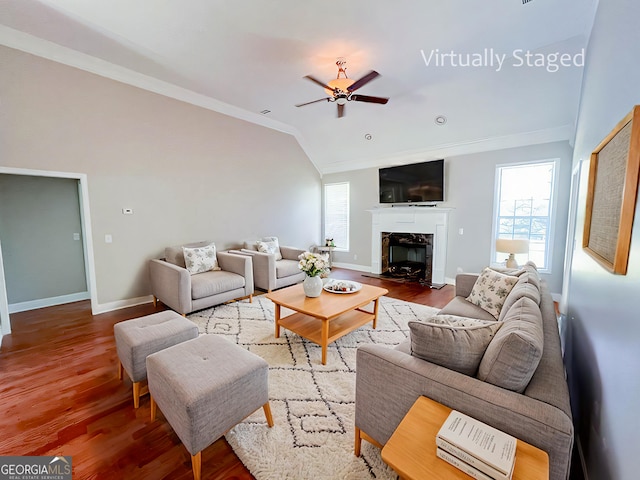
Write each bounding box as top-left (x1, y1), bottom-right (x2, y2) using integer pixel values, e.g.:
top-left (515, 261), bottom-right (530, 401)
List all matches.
top-left (188, 295), bottom-right (439, 479)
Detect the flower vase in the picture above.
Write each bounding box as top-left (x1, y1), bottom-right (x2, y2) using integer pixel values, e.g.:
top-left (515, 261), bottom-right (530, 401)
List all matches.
top-left (303, 275), bottom-right (323, 297)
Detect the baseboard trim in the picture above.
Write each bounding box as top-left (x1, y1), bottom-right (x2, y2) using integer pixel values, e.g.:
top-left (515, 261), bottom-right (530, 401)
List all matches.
top-left (92, 295), bottom-right (154, 315)
top-left (332, 262), bottom-right (372, 272)
top-left (9, 291), bottom-right (91, 313)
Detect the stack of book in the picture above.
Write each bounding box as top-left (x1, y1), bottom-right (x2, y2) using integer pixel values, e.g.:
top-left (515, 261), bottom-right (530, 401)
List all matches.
top-left (436, 410), bottom-right (516, 480)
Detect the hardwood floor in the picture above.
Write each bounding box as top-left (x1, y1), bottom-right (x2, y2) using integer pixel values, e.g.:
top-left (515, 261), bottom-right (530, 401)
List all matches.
top-left (0, 268), bottom-right (454, 479)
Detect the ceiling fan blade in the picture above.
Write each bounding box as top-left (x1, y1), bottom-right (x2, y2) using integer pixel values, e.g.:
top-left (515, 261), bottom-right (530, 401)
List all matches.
top-left (295, 98), bottom-right (330, 107)
top-left (347, 70), bottom-right (380, 92)
top-left (304, 75), bottom-right (336, 92)
top-left (350, 94), bottom-right (389, 104)
top-left (337, 103), bottom-right (345, 118)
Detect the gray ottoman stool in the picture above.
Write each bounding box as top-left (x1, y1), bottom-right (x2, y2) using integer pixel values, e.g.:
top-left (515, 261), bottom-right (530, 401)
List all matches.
top-left (146, 335), bottom-right (273, 480)
top-left (114, 310), bottom-right (198, 408)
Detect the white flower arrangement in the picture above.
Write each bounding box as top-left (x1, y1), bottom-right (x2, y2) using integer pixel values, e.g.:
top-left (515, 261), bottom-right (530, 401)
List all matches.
top-left (298, 251), bottom-right (330, 277)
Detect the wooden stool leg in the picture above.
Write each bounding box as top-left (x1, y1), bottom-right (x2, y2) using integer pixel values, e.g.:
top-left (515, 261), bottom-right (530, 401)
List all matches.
top-left (354, 426), bottom-right (362, 457)
top-left (117, 362), bottom-right (123, 380)
top-left (133, 382), bottom-right (141, 409)
top-left (152, 296), bottom-right (157, 307)
top-left (263, 402), bottom-right (274, 427)
top-left (191, 452), bottom-right (201, 480)
top-left (150, 395), bottom-right (156, 421)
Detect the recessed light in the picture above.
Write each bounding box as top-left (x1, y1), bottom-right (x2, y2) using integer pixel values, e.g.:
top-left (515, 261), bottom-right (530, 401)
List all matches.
top-left (364, 134), bottom-right (373, 140)
top-left (435, 115), bottom-right (447, 126)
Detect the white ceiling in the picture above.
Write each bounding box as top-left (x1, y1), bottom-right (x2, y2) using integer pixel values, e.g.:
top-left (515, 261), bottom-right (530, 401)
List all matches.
top-left (0, 0), bottom-right (598, 174)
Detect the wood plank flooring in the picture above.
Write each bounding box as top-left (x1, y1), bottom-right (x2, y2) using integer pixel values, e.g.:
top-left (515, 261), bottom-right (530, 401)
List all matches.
top-left (0, 268), bottom-right (454, 479)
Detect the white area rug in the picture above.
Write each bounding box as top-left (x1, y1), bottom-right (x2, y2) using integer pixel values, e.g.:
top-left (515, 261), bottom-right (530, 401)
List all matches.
top-left (188, 295), bottom-right (439, 479)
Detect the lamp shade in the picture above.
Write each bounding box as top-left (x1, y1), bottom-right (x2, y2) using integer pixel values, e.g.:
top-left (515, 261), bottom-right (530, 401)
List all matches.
top-left (496, 238), bottom-right (530, 254)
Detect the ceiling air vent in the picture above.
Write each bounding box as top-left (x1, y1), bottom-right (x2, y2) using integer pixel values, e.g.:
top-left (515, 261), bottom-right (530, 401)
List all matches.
top-left (522, 0), bottom-right (534, 4)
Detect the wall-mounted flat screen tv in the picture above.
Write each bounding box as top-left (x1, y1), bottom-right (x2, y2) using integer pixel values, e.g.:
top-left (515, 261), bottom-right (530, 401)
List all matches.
top-left (379, 159), bottom-right (445, 204)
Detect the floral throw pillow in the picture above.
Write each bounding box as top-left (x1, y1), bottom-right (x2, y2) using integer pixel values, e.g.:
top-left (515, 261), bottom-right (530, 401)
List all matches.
top-left (256, 239), bottom-right (283, 260)
top-left (182, 243), bottom-right (221, 275)
top-left (466, 267), bottom-right (519, 319)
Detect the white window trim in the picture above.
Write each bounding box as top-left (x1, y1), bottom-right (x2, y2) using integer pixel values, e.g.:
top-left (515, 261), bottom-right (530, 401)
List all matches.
top-left (490, 158), bottom-right (559, 274)
top-left (323, 182), bottom-right (350, 252)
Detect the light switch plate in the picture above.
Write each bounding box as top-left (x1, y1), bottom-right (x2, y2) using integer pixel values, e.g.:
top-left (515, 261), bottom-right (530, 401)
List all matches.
top-left (122, 208), bottom-right (133, 215)
top-left (105, 234), bottom-right (113, 243)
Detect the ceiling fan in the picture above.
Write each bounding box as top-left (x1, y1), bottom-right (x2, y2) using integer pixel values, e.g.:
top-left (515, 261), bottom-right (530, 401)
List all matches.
top-left (296, 59), bottom-right (389, 118)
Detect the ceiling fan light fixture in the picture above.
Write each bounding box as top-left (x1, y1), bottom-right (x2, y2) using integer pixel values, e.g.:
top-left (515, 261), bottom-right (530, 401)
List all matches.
top-left (325, 77), bottom-right (355, 96)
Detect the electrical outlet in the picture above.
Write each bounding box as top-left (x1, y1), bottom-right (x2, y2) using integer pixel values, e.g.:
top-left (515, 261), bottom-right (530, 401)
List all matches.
top-left (354, 254), bottom-right (358, 260)
top-left (105, 234), bottom-right (113, 243)
top-left (73, 233), bottom-right (80, 241)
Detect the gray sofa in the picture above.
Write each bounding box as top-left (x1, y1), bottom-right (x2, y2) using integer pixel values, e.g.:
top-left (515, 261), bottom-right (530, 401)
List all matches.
top-left (149, 241), bottom-right (254, 315)
top-left (355, 263), bottom-right (574, 480)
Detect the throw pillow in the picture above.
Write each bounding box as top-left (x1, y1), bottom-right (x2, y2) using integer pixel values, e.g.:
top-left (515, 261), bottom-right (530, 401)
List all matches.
top-left (477, 297), bottom-right (544, 393)
top-left (466, 267), bottom-right (519, 319)
top-left (182, 243), bottom-right (221, 275)
top-left (409, 315), bottom-right (503, 376)
top-left (257, 237), bottom-right (283, 260)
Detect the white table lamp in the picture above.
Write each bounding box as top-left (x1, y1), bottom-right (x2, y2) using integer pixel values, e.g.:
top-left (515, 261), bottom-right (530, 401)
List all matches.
top-left (496, 239), bottom-right (530, 268)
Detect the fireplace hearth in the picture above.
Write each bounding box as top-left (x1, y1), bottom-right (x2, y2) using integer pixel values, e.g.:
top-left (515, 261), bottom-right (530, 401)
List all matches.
top-left (381, 232), bottom-right (433, 284)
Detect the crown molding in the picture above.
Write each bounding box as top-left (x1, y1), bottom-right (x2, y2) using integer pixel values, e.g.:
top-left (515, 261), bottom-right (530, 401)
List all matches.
top-left (320, 124), bottom-right (574, 175)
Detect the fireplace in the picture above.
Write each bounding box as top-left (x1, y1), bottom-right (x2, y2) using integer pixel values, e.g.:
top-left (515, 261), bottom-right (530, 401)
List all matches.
top-left (381, 232), bottom-right (433, 283)
top-left (369, 207), bottom-right (449, 286)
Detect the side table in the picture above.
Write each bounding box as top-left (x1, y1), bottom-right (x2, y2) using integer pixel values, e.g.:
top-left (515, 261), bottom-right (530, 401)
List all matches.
top-left (317, 246), bottom-right (335, 267)
top-left (381, 396), bottom-right (549, 480)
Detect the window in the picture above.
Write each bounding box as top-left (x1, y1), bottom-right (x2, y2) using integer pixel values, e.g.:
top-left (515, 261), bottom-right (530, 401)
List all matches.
top-left (493, 160), bottom-right (556, 270)
top-left (324, 182), bottom-right (349, 251)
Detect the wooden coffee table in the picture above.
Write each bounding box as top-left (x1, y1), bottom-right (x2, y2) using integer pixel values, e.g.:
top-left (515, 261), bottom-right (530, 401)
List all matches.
top-left (266, 283), bottom-right (388, 364)
top-left (381, 396), bottom-right (549, 480)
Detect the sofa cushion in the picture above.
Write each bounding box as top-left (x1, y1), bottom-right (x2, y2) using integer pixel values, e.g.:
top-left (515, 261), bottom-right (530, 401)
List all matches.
top-left (191, 270), bottom-right (245, 300)
top-left (437, 296), bottom-right (498, 322)
top-left (165, 240), bottom-right (211, 268)
top-left (477, 296), bottom-right (544, 393)
top-left (275, 259), bottom-right (301, 279)
top-left (466, 267), bottom-right (519, 319)
top-left (498, 273), bottom-right (541, 321)
top-left (182, 243), bottom-right (221, 275)
top-left (243, 241), bottom-right (258, 251)
top-left (409, 315), bottom-right (503, 376)
top-left (522, 262), bottom-right (541, 289)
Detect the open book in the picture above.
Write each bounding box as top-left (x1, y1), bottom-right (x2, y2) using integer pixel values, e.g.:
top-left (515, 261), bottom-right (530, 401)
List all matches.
top-left (437, 410), bottom-right (516, 479)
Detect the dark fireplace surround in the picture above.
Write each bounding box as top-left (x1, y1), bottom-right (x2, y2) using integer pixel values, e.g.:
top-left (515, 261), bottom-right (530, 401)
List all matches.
top-left (381, 232), bottom-right (433, 284)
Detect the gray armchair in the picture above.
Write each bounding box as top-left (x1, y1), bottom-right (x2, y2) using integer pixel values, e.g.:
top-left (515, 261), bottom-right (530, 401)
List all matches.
top-left (149, 241), bottom-right (253, 315)
top-left (230, 240), bottom-right (305, 292)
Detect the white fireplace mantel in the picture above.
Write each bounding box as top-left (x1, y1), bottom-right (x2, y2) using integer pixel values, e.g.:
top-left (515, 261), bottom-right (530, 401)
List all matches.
top-left (368, 207), bottom-right (450, 285)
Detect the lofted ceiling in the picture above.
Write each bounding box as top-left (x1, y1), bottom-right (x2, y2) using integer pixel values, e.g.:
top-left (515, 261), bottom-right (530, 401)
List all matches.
top-left (0, 0), bottom-right (598, 174)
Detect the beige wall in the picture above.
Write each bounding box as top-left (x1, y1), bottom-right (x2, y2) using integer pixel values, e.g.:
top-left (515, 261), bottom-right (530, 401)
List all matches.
top-left (0, 46), bottom-right (321, 307)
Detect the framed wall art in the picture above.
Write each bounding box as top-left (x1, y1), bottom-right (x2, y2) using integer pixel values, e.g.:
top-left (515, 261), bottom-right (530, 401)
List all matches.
top-left (583, 105), bottom-right (640, 275)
